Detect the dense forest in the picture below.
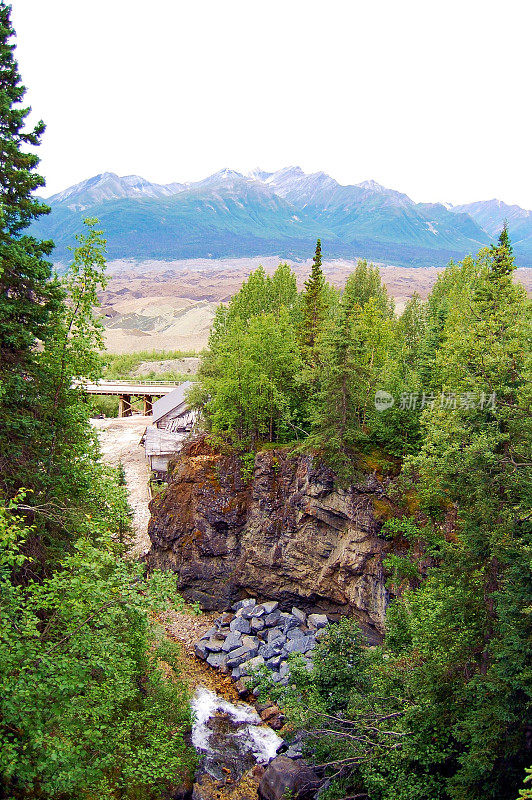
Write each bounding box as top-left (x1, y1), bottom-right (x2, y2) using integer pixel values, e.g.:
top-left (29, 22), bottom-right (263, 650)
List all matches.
top-left (1, 2), bottom-right (531, 799)
top-left (0, 6), bottom-right (197, 797)
top-left (192, 233), bottom-right (532, 799)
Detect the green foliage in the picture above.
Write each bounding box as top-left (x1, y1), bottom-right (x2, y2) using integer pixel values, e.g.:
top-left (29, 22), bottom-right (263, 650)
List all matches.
top-left (239, 451), bottom-right (256, 482)
top-left (0, 505), bottom-right (196, 799)
top-left (243, 233), bottom-right (532, 800)
top-left (101, 349), bottom-right (198, 379)
top-left (191, 261), bottom-right (305, 445)
top-left (0, 10), bottom-right (197, 799)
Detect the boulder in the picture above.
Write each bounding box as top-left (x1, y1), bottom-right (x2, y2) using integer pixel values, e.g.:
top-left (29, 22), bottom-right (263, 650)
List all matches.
top-left (286, 627), bottom-right (305, 641)
top-left (230, 616), bottom-right (252, 635)
top-left (226, 644), bottom-right (259, 667)
top-left (251, 616), bottom-right (265, 632)
top-left (204, 637), bottom-right (224, 653)
top-left (262, 601), bottom-right (279, 614)
top-left (267, 627), bottom-right (284, 643)
top-left (259, 641), bottom-right (283, 660)
top-left (242, 634), bottom-right (260, 649)
top-left (284, 636), bottom-right (315, 655)
top-left (264, 609), bottom-right (281, 626)
top-left (307, 613), bottom-right (328, 629)
top-left (240, 655), bottom-right (265, 675)
top-left (232, 598), bottom-right (256, 612)
top-left (282, 615), bottom-right (299, 632)
top-left (206, 652), bottom-right (227, 669)
top-left (258, 755), bottom-right (319, 800)
top-left (292, 607), bottom-right (307, 625)
top-left (221, 631), bottom-right (243, 652)
top-left (216, 612), bottom-right (235, 627)
top-left (194, 640), bottom-right (209, 660)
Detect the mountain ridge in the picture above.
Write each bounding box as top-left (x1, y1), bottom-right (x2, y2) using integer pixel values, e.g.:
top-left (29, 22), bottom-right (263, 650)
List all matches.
top-left (31, 168), bottom-right (532, 267)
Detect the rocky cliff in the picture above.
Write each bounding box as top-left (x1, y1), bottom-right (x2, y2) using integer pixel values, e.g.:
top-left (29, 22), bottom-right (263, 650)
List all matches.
top-left (147, 436), bottom-right (397, 641)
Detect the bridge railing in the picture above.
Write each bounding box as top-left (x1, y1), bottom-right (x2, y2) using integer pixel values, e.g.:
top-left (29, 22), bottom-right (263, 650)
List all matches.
top-left (75, 379), bottom-right (180, 387)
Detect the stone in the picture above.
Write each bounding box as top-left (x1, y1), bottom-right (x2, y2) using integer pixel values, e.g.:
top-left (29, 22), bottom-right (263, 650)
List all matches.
top-left (226, 644), bottom-right (259, 667)
top-left (194, 640), bottom-right (209, 660)
top-left (292, 607), bottom-right (307, 624)
top-left (307, 613), bottom-right (328, 629)
top-left (259, 641), bottom-right (283, 660)
top-left (200, 627), bottom-right (217, 640)
top-left (241, 605), bottom-right (259, 619)
top-left (241, 634), bottom-right (260, 649)
top-left (258, 755), bottom-right (319, 800)
top-left (250, 604), bottom-right (267, 617)
top-left (315, 627), bottom-right (329, 641)
top-left (279, 661), bottom-right (289, 678)
top-left (262, 601), bottom-right (279, 614)
top-left (282, 615), bottom-right (299, 632)
top-left (284, 745), bottom-right (303, 759)
top-left (267, 627), bottom-right (284, 643)
top-left (216, 612), bottom-right (235, 627)
top-left (206, 652), bottom-right (228, 669)
top-left (264, 609), bottom-right (281, 627)
top-left (251, 616), bottom-right (265, 632)
top-left (284, 636), bottom-right (315, 655)
top-left (231, 667), bottom-right (241, 680)
top-left (232, 598), bottom-right (256, 612)
top-left (260, 705), bottom-right (280, 722)
top-left (235, 678), bottom-right (251, 697)
top-left (240, 655), bottom-right (265, 675)
top-left (221, 631), bottom-right (243, 652)
top-left (204, 637), bottom-right (224, 652)
top-left (286, 627), bottom-right (305, 640)
top-left (230, 616), bottom-right (251, 634)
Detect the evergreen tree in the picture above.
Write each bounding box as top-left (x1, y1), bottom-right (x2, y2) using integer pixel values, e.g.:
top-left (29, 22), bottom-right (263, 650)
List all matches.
top-left (0, 3), bottom-right (60, 494)
top-left (299, 239), bottom-right (326, 363)
top-left (490, 221), bottom-right (514, 279)
top-left (0, 1), bottom-right (58, 357)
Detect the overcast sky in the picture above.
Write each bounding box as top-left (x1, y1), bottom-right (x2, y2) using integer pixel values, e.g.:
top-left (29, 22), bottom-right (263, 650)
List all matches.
top-left (10, 0), bottom-right (532, 207)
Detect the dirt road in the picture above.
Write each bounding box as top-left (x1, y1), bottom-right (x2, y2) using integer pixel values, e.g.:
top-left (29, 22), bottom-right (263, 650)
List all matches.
top-left (90, 416), bottom-right (152, 558)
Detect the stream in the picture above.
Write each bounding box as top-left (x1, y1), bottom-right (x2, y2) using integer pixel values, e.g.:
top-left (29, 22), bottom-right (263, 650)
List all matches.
top-left (191, 686), bottom-right (283, 785)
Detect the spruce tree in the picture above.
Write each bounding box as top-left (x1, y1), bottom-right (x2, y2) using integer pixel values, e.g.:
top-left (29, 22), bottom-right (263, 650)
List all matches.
top-left (300, 238), bottom-right (326, 363)
top-left (0, 2), bottom-right (56, 357)
top-left (491, 221), bottom-right (514, 279)
top-left (0, 3), bottom-right (59, 493)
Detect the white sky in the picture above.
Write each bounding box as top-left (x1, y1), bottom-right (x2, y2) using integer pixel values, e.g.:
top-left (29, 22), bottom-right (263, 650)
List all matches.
top-left (10, 0), bottom-right (532, 207)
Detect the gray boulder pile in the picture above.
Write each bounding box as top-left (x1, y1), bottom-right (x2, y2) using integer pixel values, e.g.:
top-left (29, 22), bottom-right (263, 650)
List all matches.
top-left (194, 598), bottom-right (330, 687)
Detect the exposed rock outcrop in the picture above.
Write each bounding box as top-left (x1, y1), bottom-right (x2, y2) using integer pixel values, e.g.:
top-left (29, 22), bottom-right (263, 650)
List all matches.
top-left (147, 436), bottom-right (395, 639)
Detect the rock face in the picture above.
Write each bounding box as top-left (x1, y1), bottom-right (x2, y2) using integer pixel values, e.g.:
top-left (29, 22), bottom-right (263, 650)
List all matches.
top-left (147, 436), bottom-right (394, 639)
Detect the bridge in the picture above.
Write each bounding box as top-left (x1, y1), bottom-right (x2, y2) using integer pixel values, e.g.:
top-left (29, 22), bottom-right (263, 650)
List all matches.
top-left (76, 379), bottom-right (179, 417)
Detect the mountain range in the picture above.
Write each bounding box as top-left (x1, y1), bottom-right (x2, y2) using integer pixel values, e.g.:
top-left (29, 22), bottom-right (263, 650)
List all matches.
top-left (29, 167), bottom-right (532, 268)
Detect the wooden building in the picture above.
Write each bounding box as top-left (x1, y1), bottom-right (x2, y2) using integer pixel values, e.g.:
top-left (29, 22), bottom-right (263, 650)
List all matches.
top-left (143, 382), bottom-right (197, 476)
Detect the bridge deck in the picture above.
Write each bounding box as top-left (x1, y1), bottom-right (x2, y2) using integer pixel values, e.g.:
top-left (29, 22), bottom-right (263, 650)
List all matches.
top-left (76, 380), bottom-right (179, 396)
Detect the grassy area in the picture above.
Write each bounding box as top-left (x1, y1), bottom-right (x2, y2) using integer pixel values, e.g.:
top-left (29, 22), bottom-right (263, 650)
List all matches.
top-left (90, 395), bottom-right (119, 418)
top-left (101, 349), bottom-right (200, 379)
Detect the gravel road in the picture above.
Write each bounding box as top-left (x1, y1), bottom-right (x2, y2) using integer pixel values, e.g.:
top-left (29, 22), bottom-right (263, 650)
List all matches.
top-left (90, 416), bottom-right (152, 558)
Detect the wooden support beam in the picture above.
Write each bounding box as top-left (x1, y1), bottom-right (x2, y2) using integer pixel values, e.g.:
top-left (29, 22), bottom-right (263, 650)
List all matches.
top-left (143, 395), bottom-right (153, 416)
top-left (118, 394), bottom-right (132, 417)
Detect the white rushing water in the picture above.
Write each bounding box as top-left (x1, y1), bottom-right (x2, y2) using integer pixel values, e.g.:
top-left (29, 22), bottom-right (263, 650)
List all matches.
top-left (191, 686), bottom-right (283, 765)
